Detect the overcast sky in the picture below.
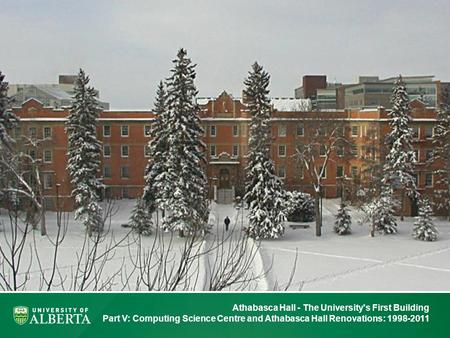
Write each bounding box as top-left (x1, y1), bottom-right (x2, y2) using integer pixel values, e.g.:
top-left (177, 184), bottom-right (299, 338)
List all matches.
top-left (2, 0), bottom-right (450, 109)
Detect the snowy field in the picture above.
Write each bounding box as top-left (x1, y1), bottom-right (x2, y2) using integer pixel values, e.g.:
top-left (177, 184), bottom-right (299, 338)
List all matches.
top-left (1, 199), bottom-right (449, 291)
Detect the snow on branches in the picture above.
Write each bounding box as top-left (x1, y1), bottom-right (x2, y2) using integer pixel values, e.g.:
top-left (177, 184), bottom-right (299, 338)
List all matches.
top-left (66, 69), bottom-right (103, 235)
top-left (334, 203), bottom-right (351, 235)
top-left (244, 62), bottom-right (286, 239)
top-left (431, 87), bottom-right (450, 218)
top-left (155, 49), bottom-right (208, 235)
top-left (413, 197), bottom-right (438, 241)
top-left (382, 75), bottom-right (417, 198)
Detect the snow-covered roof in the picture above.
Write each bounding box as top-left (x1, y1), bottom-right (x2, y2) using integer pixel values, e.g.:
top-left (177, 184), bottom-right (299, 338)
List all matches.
top-left (270, 98), bottom-right (312, 112)
top-left (196, 97), bottom-right (214, 105)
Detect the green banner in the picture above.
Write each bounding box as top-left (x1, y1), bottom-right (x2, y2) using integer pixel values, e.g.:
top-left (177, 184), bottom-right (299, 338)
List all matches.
top-left (0, 293), bottom-right (447, 337)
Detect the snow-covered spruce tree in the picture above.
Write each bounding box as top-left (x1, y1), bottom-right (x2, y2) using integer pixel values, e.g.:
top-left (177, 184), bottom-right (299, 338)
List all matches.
top-left (370, 187), bottom-right (398, 235)
top-left (66, 69), bottom-right (103, 235)
top-left (0, 71), bottom-right (18, 149)
top-left (243, 62), bottom-right (286, 239)
top-left (413, 197), bottom-right (438, 241)
top-left (431, 87), bottom-right (450, 220)
top-left (129, 199), bottom-right (152, 236)
top-left (160, 49), bottom-right (208, 236)
top-left (334, 203), bottom-right (351, 235)
top-left (382, 75), bottom-right (417, 220)
top-left (143, 81), bottom-right (169, 219)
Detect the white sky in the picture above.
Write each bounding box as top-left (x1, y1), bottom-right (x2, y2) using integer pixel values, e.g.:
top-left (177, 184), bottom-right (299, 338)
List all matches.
top-left (2, 0), bottom-right (449, 109)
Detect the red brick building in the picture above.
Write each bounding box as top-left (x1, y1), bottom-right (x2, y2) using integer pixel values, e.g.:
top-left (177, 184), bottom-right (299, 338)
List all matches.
top-left (9, 93), bottom-right (446, 216)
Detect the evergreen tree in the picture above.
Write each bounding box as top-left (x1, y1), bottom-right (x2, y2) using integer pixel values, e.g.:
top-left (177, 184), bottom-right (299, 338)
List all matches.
top-left (66, 69), bottom-right (103, 235)
top-left (370, 187), bottom-right (398, 235)
top-left (243, 62), bottom-right (286, 239)
top-left (0, 71), bottom-right (18, 149)
top-left (382, 75), bottom-right (417, 219)
top-left (334, 203), bottom-right (351, 235)
top-left (160, 49), bottom-right (208, 236)
top-left (413, 197), bottom-right (438, 241)
top-left (129, 199), bottom-right (152, 236)
top-left (431, 87), bottom-right (450, 220)
top-left (143, 81), bottom-right (169, 217)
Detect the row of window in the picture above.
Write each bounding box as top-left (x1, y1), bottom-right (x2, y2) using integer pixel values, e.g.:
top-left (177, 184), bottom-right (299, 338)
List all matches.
top-left (103, 166), bottom-right (130, 179)
top-left (275, 165), bottom-right (435, 187)
top-left (22, 126), bottom-right (53, 139)
top-left (22, 124), bottom-right (439, 142)
top-left (209, 145), bottom-right (240, 157)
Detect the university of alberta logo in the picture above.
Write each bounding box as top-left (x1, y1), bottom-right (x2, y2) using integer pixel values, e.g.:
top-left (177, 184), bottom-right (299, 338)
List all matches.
top-left (13, 306), bottom-right (29, 325)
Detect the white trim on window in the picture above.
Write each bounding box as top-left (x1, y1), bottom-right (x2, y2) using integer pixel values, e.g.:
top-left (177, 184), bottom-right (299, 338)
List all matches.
top-left (121, 125), bottom-right (129, 137)
top-left (121, 145), bottom-right (129, 158)
top-left (278, 144), bottom-right (286, 157)
top-left (103, 144), bottom-right (111, 158)
top-left (144, 125), bottom-right (152, 137)
top-left (103, 125), bottom-right (111, 137)
top-left (43, 149), bottom-right (52, 163)
top-left (43, 126), bottom-right (52, 139)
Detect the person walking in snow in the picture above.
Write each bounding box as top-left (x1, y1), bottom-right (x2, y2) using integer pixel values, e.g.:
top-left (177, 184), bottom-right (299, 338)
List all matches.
top-left (224, 216), bottom-right (231, 231)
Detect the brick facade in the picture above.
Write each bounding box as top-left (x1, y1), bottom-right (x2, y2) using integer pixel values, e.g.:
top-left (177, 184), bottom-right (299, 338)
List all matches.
top-left (8, 94), bottom-right (447, 215)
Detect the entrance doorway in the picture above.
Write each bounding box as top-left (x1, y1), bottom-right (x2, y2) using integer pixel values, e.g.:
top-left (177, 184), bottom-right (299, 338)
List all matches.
top-left (219, 169), bottom-right (230, 189)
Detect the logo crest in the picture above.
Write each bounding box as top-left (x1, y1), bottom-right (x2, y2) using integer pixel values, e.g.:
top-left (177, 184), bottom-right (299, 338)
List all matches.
top-left (13, 306), bottom-right (29, 325)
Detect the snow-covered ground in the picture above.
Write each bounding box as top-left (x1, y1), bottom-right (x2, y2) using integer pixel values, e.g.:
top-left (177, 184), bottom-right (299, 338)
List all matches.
top-left (1, 199), bottom-right (449, 291)
top-left (252, 199), bottom-right (450, 291)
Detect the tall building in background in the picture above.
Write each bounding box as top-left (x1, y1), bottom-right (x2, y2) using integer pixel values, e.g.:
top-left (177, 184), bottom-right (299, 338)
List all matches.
top-left (343, 75), bottom-right (440, 109)
top-left (294, 75), bottom-right (341, 110)
top-left (295, 74), bottom-right (448, 110)
top-left (8, 75), bottom-right (110, 110)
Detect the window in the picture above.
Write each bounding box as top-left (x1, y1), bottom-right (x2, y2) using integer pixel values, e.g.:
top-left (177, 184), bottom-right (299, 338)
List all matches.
top-left (350, 144), bottom-right (358, 156)
top-left (412, 126), bottom-right (419, 139)
top-left (278, 125), bottom-right (287, 137)
top-left (103, 145), bottom-right (111, 157)
top-left (121, 145), bottom-right (129, 158)
top-left (232, 125), bottom-right (239, 137)
top-left (425, 126), bottom-right (433, 139)
top-left (336, 126), bottom-right (344, 137)
top-left (278, 145), bottom-right (286, 157)
top-left (43, 150), bottom-right (52, 163)
top-left (210, 145), bottom-right (216, 157)
top-left (319, 166), bottom-right (327, 179)
top-left (121, 125), bottom-right (129, 137)
top-left (336, 166), bottom-right (344, 178)
top-left (122, 187), bottom-right (130, 198)
top-left (425, 173), bottom-right (433, 187)
top-left (43, 174), bottom-right (53, 190)
top-left (232, 144), bottom-right (239, 157)
top-left (210, 125), bottom-right (216, 137)
top-left (29, 127), bottom-right (37, 139)
top-left (317, 128), bottom-right (326, 137)
top-left (103, 125), bottom-right (111, 137)
top-left (319, 145), bottom-right (326, 156)
top-left (103, 166), bottom-right (111, 178)
top-left (414, 149), bottom-right (419, 163)
top-left (144, 145), bottom-right (151, 157)
top-left (296, 124), bottom-right (304, 136)
top-left (278, 166), bottom-right (286, 178)
top-left (15, 127), bottom-right (22, 138)
top-left (351, 126), bottom-right (359, 137)
top-left (425, 149), bottom-right (433, 161)
top-left (336, 145), bottom-right (344, 157)
top-left (144, 125), bottom-right (152, 137)
top-left (299, 167), bottom-right (304, 179)
top-left (351, 166), bottom-right (358, 177)
top-left (43, 126), bottom-right (52, 139)
top-left (413, 173), bottom-right (418, 186)
top-left (121, 166), bottom-right (130, 178)
top-left (28, 149), bottom-right (37, 160)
